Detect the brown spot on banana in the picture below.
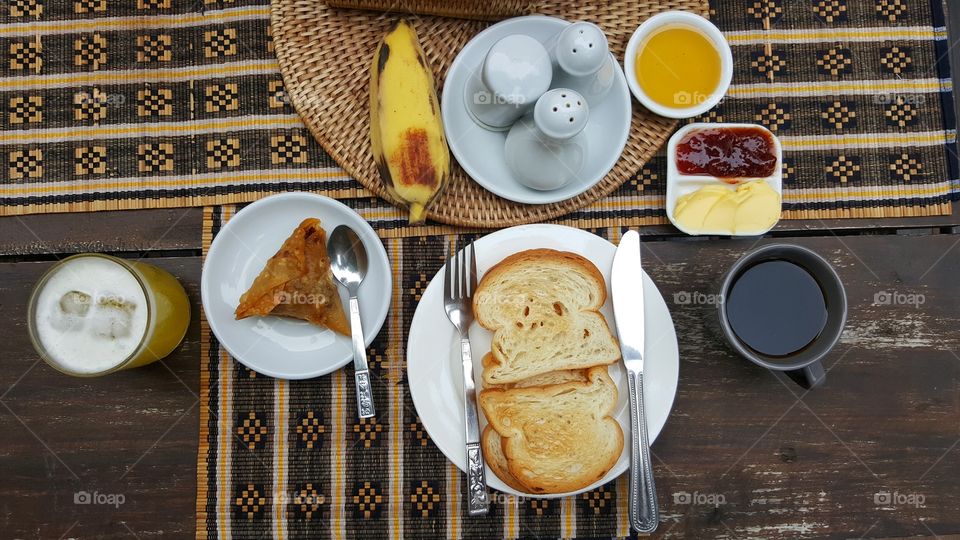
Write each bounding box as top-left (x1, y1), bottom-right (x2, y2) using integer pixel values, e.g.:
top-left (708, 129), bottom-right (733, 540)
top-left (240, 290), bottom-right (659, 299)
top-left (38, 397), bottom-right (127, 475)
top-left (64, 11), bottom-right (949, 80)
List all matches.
top-left (390, 128), bottom-right (437, 187)
top-left (377, 43), bottom-right (390, 75)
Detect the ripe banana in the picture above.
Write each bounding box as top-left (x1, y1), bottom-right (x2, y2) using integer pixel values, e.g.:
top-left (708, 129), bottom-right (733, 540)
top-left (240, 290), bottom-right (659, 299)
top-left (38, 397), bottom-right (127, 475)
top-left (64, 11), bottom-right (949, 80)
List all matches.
top-left (369, 20), bottom-right (450, 224)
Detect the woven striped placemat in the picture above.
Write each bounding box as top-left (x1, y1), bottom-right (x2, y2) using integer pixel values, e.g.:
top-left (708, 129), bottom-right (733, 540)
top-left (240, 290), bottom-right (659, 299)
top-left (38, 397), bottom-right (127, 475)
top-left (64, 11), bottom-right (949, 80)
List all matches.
top-left (0, 0), bottom-right (956, 227)
top-left (196, 206), bottom-right (638, 539)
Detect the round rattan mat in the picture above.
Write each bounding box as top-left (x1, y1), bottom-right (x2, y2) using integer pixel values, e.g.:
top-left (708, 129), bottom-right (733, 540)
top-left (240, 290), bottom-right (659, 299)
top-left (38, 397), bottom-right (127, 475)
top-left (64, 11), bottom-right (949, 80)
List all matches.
top-left (270, 0), bottom-right (708, 227)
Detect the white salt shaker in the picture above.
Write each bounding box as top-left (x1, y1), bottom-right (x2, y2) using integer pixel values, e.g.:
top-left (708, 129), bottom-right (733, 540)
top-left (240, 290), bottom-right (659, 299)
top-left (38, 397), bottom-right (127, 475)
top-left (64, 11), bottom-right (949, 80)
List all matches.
top-left (464, 34), bottom-right (553, 131)
top-left (549, 22), bottom-right (617, 106)
top-left (505, 88), bottom-right (589, 191)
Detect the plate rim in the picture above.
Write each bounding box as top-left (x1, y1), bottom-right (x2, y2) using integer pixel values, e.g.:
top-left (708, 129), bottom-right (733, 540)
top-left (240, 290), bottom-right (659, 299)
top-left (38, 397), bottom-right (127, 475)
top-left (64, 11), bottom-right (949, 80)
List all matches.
top-left (406, 223), bottom-right (679, 498)
top-left (200, 192), bottom-right (392, 380)
top-left (442, 16), bottom-right (633, 205)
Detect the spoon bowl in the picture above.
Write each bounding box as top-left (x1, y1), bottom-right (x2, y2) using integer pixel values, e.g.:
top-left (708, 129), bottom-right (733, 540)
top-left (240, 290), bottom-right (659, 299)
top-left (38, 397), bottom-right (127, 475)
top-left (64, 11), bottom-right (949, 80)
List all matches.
top-left (329, 225), bottom-right (369, 293)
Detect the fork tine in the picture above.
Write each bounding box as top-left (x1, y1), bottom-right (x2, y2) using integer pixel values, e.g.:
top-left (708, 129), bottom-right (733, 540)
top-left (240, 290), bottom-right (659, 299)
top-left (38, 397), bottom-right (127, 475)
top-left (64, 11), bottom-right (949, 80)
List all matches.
top-left (460, 240), bottom-right (470, 299)
top-left (453, 238), bottom-right (462, 300)
top-left (468, 241), bottom-right (478, 298)
top-left (443, 242), bottom-right (453, 300)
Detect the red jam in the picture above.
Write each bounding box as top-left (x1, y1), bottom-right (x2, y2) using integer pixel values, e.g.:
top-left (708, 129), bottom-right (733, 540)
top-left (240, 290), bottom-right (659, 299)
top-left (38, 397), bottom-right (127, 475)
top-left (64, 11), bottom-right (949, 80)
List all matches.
top-left (676, 127), bottom-right (778, 178)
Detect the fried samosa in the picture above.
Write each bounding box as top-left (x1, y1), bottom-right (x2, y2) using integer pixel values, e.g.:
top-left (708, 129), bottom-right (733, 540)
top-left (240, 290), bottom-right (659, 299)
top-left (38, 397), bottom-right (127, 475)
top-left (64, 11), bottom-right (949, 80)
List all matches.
top-left (235, 218), bottom-right (350, 335)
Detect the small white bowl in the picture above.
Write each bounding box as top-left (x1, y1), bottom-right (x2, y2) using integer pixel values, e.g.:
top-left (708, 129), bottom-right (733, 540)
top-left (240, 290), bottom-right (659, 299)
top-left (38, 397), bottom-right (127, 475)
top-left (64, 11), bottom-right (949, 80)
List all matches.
top-left (623, 11), bottom-right (733, 119)
top-left (665, 123), bottom-right (783, 236)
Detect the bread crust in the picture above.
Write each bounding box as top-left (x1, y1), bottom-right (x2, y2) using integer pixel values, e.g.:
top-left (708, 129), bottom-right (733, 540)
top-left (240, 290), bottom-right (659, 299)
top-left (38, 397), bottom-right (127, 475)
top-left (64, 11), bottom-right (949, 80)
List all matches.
top-left (479, 367), bottom-right (624, 494)
top-left (472, 249), bottom-right (607, 324)
top-left (474, 249), bottom-right (620, 385)
top-left (481, 426), bottom-right (531, 492)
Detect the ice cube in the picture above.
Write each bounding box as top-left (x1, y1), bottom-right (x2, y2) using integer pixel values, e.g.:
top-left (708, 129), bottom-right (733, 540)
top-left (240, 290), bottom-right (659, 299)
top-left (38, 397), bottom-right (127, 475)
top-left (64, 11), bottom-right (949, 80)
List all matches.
top-left (59, 290), bottom-right (91, 316)
top-left (49, 313), bottom-right (85, 333)
top-left (91, 296), bottom-right (137, 339)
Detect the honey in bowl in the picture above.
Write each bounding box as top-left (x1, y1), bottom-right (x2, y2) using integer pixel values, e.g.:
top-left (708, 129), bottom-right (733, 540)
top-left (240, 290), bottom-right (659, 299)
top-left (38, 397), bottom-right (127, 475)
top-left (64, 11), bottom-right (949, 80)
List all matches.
top-left (635, 25), bottom-right (722, 109)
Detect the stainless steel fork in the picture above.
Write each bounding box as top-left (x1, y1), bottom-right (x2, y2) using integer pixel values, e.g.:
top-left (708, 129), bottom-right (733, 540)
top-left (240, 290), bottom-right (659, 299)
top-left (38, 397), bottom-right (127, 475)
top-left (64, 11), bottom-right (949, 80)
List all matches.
top-left (442, 240), bottom-right (490, 516)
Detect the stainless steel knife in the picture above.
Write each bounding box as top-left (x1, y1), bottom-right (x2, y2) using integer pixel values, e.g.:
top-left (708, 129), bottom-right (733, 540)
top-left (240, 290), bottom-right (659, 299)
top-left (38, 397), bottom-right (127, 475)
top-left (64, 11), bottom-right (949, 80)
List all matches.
top-left (611, 229), bottom-right (659, 533)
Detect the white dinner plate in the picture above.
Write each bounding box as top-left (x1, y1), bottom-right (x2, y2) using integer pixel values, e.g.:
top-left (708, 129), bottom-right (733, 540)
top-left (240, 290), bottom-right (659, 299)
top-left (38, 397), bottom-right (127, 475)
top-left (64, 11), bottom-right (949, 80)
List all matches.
top-left (407, 224), bottom-right (679, 498)
top-left (441, 16), bottom-right (632, 205)
top-left (201, 193), bottom-right (392, 379)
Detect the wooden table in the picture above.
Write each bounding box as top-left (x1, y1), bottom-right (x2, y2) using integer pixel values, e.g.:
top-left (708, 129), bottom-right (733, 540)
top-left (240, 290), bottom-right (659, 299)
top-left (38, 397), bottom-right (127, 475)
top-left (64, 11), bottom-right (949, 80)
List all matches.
top-left (4, 10), bottom-right (960, 540)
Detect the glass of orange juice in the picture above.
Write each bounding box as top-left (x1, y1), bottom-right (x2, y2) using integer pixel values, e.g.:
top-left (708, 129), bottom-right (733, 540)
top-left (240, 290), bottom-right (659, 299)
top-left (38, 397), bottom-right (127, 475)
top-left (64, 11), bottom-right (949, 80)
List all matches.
top-left (27, 254), bottom-right (191, 377)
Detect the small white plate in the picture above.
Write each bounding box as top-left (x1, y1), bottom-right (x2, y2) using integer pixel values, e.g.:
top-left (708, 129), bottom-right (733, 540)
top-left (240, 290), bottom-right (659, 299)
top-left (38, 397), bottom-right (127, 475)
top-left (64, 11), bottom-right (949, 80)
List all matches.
top-left (407, 224), bottom-right (679, 498)
top-left (441, 16), bottom-right (632, 205)
top-left (201, 193), bottom-right (392, 380)
top-left (666, 123), bottom-right (783, 236)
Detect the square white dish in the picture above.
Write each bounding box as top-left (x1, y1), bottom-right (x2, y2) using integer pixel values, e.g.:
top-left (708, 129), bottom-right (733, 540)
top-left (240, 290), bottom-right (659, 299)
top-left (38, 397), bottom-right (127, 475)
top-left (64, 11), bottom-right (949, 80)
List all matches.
top-left (665, 122), bottom-right (783, 236)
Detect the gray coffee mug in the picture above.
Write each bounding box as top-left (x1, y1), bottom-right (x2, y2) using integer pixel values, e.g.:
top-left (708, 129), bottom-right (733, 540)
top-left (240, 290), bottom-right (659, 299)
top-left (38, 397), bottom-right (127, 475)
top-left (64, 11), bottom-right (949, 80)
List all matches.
top-left (717, 244), bottom-right (847, 389)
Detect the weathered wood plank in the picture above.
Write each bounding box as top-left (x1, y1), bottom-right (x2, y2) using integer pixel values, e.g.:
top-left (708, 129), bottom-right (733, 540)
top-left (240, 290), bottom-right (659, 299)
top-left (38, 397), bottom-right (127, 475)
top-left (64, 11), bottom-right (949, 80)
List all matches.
top-left (0, 208), bottom-right (203, 256)
top-left (1, 234), bottom-right (958, 538)
top-left (0, 257), bottom-right (200, 539)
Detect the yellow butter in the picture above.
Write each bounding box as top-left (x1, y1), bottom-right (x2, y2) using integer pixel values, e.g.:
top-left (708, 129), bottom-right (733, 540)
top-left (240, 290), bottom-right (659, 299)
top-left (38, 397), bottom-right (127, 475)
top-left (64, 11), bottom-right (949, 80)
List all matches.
top-left (673, 180), bottom-right (780, 234)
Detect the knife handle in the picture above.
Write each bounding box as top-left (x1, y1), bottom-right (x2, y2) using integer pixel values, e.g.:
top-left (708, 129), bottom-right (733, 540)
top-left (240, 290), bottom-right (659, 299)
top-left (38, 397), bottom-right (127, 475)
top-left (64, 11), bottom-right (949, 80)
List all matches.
top-left (627, 371), bottom-right (659, 533)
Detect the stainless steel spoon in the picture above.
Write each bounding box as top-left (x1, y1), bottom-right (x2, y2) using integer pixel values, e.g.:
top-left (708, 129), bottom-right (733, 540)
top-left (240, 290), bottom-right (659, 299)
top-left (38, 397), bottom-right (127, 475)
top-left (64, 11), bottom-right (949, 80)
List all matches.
top-left (328, 225), bottom-right (375, 419)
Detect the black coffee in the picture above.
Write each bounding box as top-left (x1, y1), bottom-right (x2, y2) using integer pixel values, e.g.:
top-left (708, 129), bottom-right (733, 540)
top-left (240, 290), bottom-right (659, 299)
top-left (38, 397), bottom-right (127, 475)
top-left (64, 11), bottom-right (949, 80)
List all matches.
top-left (725, 260), bottom-right (827, 358)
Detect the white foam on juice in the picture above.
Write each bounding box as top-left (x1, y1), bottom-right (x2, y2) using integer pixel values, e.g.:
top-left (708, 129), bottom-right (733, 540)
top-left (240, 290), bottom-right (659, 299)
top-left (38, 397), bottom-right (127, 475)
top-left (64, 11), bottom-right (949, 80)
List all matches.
top-left (34, 256), bottom-right (149, 374)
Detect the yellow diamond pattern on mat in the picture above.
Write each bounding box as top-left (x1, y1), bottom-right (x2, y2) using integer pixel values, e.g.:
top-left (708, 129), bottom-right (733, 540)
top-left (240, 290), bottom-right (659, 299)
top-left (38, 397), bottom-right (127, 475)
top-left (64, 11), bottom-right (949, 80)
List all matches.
top-left (747, 0), bottom-right (782, 22)
top-left (296, 410), bottom-right (324, 449)
top-left (9, 96), bottom-right (43, 125)
top-left (137, 87), bottom-right (173, 117)
top-left (137, 143), bottom-right (174, 173)
top-left (204, 28), bottom-right (238, 58)
top-left (814, 0), bottom-right (848, 23)
top-left (9, 40), bottom-right (42, 72)
top-left (9, 0), bottom-right (42, 18)
top-left (751, 50), bottom-right (787, 79)
top-left (138, 0), bottom-right (171, 8)
top-left (818, 48), bottom-right (853, 76)
top-left (353, 482), bottom-right (382, 519)
top-left (237, 411), bottom-right (267, 451)
top-left (755, 102), bottom-right (792, 131)
top-left (268, 79), bottom-right (289, 108)
top-left (582, 487), bottom-right (614, 515)
top-left (137, 34), bottom-right (172, 63)
top-left (876, 0), bottom-right (906, 22)
top-left (821, 100), bottom-right (858, 130)
top-left (294, 483), bottom-right (325, 519)
top-left (410, 481), bottom-right (440, 518)
top-left (885, 97), bottom-right (919, 128)
top-left (891, 153), bottom-right (924, 182)
top-left (271, 134), bottom-right (308, 164)
top-left (9, 149), bottom-right (43, 180)
top-left (827, 155), bottom-right (861, 183)
top-left (74, 88), bottom-right (108, 123)
top-left (74, 33), bottom-right (107, 70)
top-left (236, 484), bottom-right (266, 520)
top-left (205, 83), bottom-right (239, 112)
top-left (75, 0), bottom-right (106, 13)
top-left (74, 146), bottom-right (107, 176)
top-left (206, 138), bottom-right (241, 169)
top-left (881, 46), bottom-right (913, 74)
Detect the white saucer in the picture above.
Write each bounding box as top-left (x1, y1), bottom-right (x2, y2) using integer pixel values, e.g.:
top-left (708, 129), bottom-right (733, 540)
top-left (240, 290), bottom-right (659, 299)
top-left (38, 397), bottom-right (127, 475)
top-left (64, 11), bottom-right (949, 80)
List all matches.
top-left (200, 193), bottom-right (392, 380)
top-left (441, 16), bottom-right (633, 205)
top-left (406, 224), bottom-right (679, 498)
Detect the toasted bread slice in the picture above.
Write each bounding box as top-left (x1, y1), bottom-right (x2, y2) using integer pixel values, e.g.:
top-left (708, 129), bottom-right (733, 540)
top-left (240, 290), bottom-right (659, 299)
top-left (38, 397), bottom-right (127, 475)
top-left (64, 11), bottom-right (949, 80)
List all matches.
top-left (473, 249), bottom-right (621, 385)
top-left (481, 426), bottom-right (530, 492)
top-left (479, 367), bottom-right (623, 493)
top-left (481, 353), bottom-right (590, 389)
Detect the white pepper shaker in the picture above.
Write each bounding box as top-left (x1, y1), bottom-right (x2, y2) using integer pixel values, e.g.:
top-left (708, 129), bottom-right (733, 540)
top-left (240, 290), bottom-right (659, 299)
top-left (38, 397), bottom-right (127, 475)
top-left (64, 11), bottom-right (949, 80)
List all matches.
top-left (504, 88), bottom-right (589, 191)
top-left (549, 22), bottom-right (617, 106)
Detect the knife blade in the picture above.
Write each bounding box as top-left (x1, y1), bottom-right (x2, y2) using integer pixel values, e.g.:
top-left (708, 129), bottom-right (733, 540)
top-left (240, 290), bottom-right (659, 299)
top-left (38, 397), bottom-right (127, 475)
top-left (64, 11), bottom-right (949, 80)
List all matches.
top-left (611, 229), bottom-right (659, 533)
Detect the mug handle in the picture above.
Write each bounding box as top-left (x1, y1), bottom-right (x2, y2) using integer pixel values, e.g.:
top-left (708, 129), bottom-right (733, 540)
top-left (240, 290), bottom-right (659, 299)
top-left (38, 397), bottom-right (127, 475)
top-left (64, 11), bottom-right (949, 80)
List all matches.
top-left (786, 360), bottom-right (826, 389)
